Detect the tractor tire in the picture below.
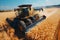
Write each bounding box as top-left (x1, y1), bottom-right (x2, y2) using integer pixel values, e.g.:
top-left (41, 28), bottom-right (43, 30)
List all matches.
top-left (29, 16), bottom-right (36, 23)
top-left (19, 21), bottom-right (26, 32)
top-left (26, 19), bottom-right (32, 26)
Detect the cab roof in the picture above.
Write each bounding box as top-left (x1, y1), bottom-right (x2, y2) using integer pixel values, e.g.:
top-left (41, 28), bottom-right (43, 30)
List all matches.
top-left (18, 4), bottom-right (32, 7)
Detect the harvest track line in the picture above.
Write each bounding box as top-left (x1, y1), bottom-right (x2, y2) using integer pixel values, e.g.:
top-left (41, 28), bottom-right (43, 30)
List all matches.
top-left (42, 9), bottom-right (58, 18)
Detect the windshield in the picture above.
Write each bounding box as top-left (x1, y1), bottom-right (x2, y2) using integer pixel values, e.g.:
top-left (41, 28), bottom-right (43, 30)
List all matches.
top-left (18, 8), bottom-right (29, 14)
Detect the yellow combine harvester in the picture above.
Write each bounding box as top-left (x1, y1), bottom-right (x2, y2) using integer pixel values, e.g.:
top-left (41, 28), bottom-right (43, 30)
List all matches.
top-left (6, 4), bottom-right (46, 37)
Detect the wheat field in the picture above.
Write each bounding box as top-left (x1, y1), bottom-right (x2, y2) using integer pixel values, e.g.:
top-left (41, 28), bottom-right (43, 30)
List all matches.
top-left (0, 7), bottom-right (60, 40)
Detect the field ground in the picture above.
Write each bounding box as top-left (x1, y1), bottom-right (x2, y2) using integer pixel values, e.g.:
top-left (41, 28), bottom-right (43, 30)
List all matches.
top-left (0, 7), bottom-right (60, 40)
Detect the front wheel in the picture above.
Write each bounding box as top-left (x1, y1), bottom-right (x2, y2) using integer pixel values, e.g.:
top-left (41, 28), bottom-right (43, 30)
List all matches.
top-left (29, 17), bottom-right (36, 23)
top-left (19, 21), bottom-right (26, 32)
top-left (26, 19), bottom-right (32, 26)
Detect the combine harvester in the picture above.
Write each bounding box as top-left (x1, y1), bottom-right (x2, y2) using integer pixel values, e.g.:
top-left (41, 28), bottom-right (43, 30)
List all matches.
top-left (6, 4), bottom-right (46, 36)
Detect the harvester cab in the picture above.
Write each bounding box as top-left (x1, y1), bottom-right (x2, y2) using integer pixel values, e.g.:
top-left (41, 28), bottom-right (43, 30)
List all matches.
top-left (15, 5), bottom-right (34, 19)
